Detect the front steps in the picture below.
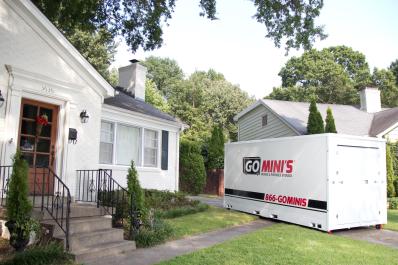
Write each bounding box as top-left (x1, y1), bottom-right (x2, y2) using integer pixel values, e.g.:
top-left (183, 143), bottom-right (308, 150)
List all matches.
top-left (39, 203), bottom-right (136, 264)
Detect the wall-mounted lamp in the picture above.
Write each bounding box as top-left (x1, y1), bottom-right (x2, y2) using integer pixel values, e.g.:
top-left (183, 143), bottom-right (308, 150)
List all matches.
top-left (0, 90), bottom-right (5, 108)
top-left (80, 110), bottom-right (89, 123)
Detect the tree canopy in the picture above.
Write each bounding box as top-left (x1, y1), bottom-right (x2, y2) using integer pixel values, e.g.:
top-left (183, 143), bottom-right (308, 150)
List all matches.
top-left (33, 0), bottom-right (326, 54)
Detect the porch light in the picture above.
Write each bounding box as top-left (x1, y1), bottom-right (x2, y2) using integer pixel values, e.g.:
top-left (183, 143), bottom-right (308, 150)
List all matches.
top-left (80, 110), bottom-right (89, 123)
top-left (0, 90), bottom-right (4, 108)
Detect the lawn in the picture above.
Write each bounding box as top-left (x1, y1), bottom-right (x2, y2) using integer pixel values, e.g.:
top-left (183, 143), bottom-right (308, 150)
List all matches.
top-left (158, 224), bottom-right (398, 265)
top-left (166, 206), bottom-right (258, 239)
top-left (386, 209), bottom-right (398, 231)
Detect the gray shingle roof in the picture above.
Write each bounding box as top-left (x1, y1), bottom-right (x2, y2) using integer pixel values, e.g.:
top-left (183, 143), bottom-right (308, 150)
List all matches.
top-left (104, 88), bottom-right (178, 123)
top-left (369, 107), bottom-right (398, 136)
top-left (261, 99), bottom-right (375, 136)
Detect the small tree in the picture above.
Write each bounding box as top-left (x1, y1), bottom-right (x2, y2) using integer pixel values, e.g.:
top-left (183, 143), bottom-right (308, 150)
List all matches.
top-left (6, 150), bottom-right (33, 250)
top-left (207, 126), bottom-right (225, 169)
top-left (386, 144), bottom-right (396, 198)
top-left (307, 99), bottom-right (324, 134)
top-left (179, 139), bottom-right (206, 195)
top-left (325, 107), bottom-right (337, 133)
top-left (127, 161), bottom-right (145, 214)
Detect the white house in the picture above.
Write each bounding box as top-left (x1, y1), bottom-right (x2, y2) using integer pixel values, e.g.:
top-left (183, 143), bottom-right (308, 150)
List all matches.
top-left (0, 0), bottom-right (183, 200)
top-left (235, 87), bottom-right (398, 142)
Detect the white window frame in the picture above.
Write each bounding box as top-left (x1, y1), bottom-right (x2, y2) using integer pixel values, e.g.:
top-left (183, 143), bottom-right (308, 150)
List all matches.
top-left (99, 120), bottom-right (161, 169)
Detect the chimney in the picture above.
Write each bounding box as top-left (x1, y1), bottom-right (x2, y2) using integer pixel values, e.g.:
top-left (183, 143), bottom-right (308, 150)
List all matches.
top-left (118, 59), bottom-right (147, 101)
top-left (359, 87), bottom-right (381, 113)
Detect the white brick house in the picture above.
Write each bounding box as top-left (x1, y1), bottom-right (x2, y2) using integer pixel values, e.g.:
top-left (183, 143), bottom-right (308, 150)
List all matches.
top-left (0, 0), bottom-right (183, 198)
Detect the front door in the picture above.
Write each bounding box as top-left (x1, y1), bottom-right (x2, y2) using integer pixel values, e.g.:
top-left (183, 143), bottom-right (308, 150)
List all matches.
top-left (18, 98), bottom-right (59, 195)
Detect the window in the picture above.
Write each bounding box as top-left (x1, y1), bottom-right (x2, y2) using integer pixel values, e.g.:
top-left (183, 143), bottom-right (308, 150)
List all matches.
top-left (144, 129), bottom-right (158, 167)
top-left (99, 121), bottom-right (114, 164)
top-left (262, 115), bottom-right (268, 127)
top-left (116, 124), bottom-right (141, 165)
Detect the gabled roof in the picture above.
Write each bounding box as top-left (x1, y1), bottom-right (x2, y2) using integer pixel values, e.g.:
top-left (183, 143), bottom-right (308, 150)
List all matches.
top-left (104, 87), bottom-right (178, 123)
top-left (9, 0), bottom-right (114, 97)
top-left (235, 99), bottom-right (398, 137)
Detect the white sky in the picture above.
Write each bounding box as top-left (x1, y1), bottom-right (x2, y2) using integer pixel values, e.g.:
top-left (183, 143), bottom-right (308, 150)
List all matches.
top-left (112, 0), bottom-right (398, 99)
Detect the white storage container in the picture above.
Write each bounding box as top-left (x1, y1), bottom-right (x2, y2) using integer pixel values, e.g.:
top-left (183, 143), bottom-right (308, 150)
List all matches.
top-left (224, 134), bottom-right (387, 232)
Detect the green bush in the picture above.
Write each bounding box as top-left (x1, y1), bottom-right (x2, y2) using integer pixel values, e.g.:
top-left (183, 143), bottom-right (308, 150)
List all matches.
top-left (387, 144), bottom-right (396, 198)
top-left (324, 107), bottom-right (337, 133)
top-left (389, 197), bottom-right (398, 209)
top-left (307, 99), bottom-right (324, 134)
top-left (144, 189), bottom-right (196, 210)
top-left (156, 203), bottom-right (209, 219)
top-left (207, 126), bottom-right (225, 169)
top-left (179, 139), bottom-right (206, 195)
top-left (135, 217), bottom-right (174, 248)
top-left (127, 161), bottom-right (146, 216)
top-left (0, 242), bottom-right (73, 265)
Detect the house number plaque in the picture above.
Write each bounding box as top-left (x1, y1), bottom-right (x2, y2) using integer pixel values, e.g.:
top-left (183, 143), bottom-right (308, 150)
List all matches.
top-left (42, 85), bottom-right (54, 94)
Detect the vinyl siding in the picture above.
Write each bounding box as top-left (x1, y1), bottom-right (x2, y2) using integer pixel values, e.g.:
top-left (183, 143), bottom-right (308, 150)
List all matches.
top-left (238, 105), bottom-right (298, 141)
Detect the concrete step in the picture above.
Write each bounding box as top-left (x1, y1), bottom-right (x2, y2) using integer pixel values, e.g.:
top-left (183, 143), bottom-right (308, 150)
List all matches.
top-left (74, 240), bottom-right (136, 264)
top-left (33, 204), bottom-right (106, 220)
top-left (67, 228), bottom-right (124, 251)
top-left (42, 216), bottom-right (113, 237)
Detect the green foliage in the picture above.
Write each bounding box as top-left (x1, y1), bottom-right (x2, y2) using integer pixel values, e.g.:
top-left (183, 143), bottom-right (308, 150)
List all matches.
top-left (144, 189), bottom-right (196, 211)
top-left (372, 68), bottom-right (398, 107)
top-left (389, 198), bottom-right (398, 210)
top-left (306, 99), bottom-right (324, 134)
top-left (33, 0), bottom-right (325, 54)
top-left (271, 46), bottom-right (372, 104)
top-left (324, 107), bottom-right (337, 133)
top-left (179, 139), bottom-right (206, 195)
top-left (156, 203), bottom-right (209, 219)
top-left (387, 144), bottom-right (396, 198)
top-left (6, 151), bottom-right (33, 237)
top-left (390, 59), bottom-right (398, 86)
top-left (145, 80), bottom-right (171, 113)
top-left (207, 126), bottom-right (225, 169)
top-left (135, 217), bottom-right (174, 248)
top-left (0, 242), bottom-right (73, 265)
top-left (127, 161), bottom-right (146, 218)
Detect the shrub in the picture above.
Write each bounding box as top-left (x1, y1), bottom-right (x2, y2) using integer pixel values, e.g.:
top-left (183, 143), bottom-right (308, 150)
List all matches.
top-left (144, 189), bottom-right (196, 210)
top-left (135, 217), bottom-right (174, 248)
top-left (307, 99), bottom-right (324, 134)
top-left (389, 197), bottom-right (398, 209)
top-left (179, 139), bottom-right (206, 195)
top-left (386, 144), bottom-right (396, 198)
top-left (127, 161), bottom-right (145, 215)
top-left (156, 203), bottom-right (209, 219)
top-left (0, 242), bottom-right (73, 265)
top-left (324, 107), bottom-right (337, 133)
top-left (207, 126), bottom-right (225, 169)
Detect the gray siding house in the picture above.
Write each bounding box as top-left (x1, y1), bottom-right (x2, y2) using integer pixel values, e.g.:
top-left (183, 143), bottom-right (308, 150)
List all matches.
top-left (235, 87), bottom-right (398, 142)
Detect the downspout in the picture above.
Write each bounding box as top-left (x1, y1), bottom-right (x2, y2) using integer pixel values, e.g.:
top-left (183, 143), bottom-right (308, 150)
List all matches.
top-left (1, 65), bottom-right (14, 165)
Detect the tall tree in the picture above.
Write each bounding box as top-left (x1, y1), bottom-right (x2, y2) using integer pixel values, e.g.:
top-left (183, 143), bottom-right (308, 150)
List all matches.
top-left (207, 126), bottom-right (225, 169)
top-left (307, 99), bottom-right (324, 134)
top-left (386, 144), bottom-right (396, 198)
top-left (372, 68), bottom-right (398, 107)
top-left (390, 59), bottom-right (398, 86)
top-left (145, 80), bottom-right (171, 113)
top-left (271, 46), bottom-right (372, 104)
top-left (33, 0), bottom-right (326, 54)
top-left (324, 107), bottom-right (337, 133)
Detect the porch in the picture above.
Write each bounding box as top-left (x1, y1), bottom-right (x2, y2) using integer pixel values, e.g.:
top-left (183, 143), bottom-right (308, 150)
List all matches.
top-left (0, 166), bottom-right (138, 263)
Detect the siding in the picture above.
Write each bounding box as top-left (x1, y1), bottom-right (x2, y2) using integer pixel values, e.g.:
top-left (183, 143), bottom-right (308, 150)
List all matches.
top-left (238, 105), bottom-right (298, 141)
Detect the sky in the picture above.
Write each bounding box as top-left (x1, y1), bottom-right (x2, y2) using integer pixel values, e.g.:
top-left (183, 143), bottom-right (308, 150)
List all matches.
top-left (112, 0), bottom-right (398, 99)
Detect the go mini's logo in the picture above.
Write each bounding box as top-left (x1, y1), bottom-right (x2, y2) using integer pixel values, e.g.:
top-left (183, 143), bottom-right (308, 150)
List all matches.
top-left (243, 157), bottom-right (294, 177)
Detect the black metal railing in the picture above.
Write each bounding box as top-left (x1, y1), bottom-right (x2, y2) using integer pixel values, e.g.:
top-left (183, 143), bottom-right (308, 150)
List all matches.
top-left (0, 166), bottom-right (71, 250)
top-left (76, 169), bottom-right (140, 239)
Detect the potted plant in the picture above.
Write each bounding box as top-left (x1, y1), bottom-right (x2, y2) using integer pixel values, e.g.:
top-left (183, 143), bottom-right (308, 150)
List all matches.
top-left (5, 150), bottom-right (36, 251)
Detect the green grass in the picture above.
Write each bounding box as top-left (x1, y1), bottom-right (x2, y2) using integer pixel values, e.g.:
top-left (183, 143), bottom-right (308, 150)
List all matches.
top-left (386, 209), bottom-right (398, 231)
top-left (167, 207), bottom-right (257, 240)
top-left (158, 224), bottom-right (398, 265)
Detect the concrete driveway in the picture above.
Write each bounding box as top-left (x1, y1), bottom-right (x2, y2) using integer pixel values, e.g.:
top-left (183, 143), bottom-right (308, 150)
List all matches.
top-left (336, 227), bottom-right (398, 249)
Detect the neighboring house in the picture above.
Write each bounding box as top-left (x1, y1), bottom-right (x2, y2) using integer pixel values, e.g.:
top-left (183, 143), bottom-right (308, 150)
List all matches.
top-left (235, 87), bottom-right (398, 142)
top-left (0, 0), bottom-right (184, 199)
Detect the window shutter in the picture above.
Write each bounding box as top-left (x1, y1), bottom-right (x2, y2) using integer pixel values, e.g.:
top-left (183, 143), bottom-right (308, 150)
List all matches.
top-left (161, 130), bottom-right (169, 170)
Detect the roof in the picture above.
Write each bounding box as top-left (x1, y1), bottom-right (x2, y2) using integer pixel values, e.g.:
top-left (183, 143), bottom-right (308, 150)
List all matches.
top-left (104, 87), bottom-right (178, 123)
top-left (10, 0), bottom-right (114, 97)
top-left (236, 99), bottom-right (398, 137)
top-left (370, 108), bottom-right (398, 136)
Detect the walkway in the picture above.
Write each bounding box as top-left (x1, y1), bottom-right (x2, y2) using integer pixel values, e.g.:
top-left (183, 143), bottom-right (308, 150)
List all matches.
top-left (85, 219), bottom-right (273, 265)
top-left (336, 227), bottom-right (398, 249)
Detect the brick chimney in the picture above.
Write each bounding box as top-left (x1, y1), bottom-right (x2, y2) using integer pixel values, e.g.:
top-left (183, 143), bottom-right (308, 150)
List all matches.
top-left (359, 87), bottom-right (381, 113)
top-left (118, 59), bottom-right (147, 101)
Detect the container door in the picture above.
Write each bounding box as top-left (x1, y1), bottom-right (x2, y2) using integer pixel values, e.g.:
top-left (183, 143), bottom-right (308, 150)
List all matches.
top-left (334, 145), bottom-right (381, 225)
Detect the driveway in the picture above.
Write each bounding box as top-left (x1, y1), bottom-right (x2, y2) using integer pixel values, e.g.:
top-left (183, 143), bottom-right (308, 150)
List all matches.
top-left (336, 227), bottom-right (398, 249)
top-left (188, 195), bottom-right (224, 208)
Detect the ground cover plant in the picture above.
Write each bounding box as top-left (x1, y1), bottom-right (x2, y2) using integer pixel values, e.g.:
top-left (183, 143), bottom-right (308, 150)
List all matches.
top-left (158, 224), bottom-right (398, 265)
